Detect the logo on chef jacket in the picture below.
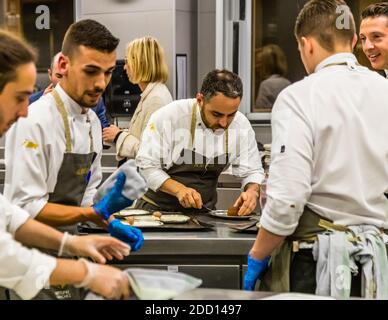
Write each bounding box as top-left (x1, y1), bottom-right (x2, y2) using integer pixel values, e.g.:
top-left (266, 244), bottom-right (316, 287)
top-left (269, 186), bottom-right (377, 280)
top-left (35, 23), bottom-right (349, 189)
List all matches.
top-left (22, 139), bottom-right (39, 150)
top-left (76, 168), bottom-right (89, 176)
top-left (148, 123), bottom-right (156, 132)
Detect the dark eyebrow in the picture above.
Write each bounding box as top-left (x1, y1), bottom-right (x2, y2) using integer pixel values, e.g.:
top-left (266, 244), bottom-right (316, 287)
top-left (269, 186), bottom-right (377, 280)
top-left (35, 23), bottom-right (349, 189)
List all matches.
top-left (84, 65), bottom-right (101, 70)
top-left (84, 65), bottom-right (116, 72)
top-left (17, 90), bottom-right (33, 95)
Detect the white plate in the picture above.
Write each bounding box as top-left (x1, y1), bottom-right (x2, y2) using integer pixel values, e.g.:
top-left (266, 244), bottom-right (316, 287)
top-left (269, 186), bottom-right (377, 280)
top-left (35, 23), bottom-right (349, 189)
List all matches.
top-left (209, 210), bottom-right (252, 220)
top-left (160, 214), bottom-right (190, 224)
top-left (114, 209), bottom-right (150, 217)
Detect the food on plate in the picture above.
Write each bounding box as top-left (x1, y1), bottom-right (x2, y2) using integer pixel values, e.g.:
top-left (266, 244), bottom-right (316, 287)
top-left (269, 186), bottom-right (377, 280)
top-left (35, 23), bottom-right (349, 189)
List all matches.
top-left (227, 206), bottom-right (239, 216)
top-left (153, 211), bottom-right (162, 220)
top-left (123, 219), bottom-right (163, 227)
top-left (160, 214), bottom-right (190, 224)
top-left (114, 209), bottom-right (150, 217)
top-left (125, 216), bottom-right (135, 226)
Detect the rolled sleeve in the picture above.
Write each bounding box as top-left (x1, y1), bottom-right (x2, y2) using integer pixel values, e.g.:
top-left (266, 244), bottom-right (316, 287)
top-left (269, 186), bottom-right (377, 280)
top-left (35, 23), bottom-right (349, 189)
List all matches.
top-left (21, 199), bottom-right (47, 219)
top-left (7, 203), bottom-right (31, 235)
top-left (140, 168), bottom-right (171, 192)
top-left (241, 172), bottom-right (264, 190)
top-left (260, 196), bottom-right (304, 236)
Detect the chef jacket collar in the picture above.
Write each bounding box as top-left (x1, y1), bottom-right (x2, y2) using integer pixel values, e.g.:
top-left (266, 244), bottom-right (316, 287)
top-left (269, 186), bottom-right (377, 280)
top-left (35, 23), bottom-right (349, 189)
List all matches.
top-left (385, 70), bottom-right (388, 79)
top-left (315, 53), bottom-right (357, 73)
top-left (55, 84), bottom-right (93, 118)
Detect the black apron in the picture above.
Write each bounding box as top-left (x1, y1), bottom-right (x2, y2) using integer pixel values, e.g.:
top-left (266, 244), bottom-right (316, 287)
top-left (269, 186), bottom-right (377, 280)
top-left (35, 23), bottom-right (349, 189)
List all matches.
top-left (136, 102), bottom-right (229, 212)
top-left (13, 90), bottom-right (96, 300)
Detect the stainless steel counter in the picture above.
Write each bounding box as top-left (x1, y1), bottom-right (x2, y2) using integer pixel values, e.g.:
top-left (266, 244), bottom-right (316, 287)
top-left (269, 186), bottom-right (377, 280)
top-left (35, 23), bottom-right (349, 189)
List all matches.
top-left (104, 214), bottom-right (258, 290)
top-left (129, 214), bottom-right (256, 256)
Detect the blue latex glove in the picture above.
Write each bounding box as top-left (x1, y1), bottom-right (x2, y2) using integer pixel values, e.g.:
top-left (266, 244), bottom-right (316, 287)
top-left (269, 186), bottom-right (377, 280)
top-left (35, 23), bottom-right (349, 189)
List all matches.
top-left (243, 254), bottom-right (271, 291)
top-left (108, 219), bottom-right (144, 252)
top-left (92, 172), bottom-right (134, 220)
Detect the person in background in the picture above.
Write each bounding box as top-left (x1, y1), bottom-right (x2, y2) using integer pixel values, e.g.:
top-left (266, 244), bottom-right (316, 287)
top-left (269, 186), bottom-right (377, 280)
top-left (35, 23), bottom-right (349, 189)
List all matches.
top-left (29, 52), bottom-right (62, 104)
top-left (0, 29), bottom-right (131, 300)
top-left (135, 69), bottom-right (264, 216)
top-left (4, 20), bottom-right (146, 299)
top-left (29, 52), bottom-right (111, 129)
top-left (360, 2), bottom-right (388, 78)
top-left (244, 0), bottom-right (388, 299)
top-left (102, 36), bottom-right (172, 161)
top-left (255, 44), bottom-right (291, 110)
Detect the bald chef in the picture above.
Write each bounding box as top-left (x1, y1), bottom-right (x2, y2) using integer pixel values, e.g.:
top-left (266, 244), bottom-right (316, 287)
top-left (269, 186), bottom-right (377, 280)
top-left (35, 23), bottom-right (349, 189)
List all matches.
top-left (135, 69), bottom-right (264, 215)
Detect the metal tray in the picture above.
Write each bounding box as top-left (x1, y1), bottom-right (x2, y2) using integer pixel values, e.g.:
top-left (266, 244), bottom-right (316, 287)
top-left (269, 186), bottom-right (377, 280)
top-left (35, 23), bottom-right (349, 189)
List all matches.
top-left (77, 217), bottom-right (214, 233)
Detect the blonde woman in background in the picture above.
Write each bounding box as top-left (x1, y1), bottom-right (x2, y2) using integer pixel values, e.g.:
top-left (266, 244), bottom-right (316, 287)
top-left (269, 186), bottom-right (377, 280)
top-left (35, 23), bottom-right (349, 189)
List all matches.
top-left (103, 36), bottom-right (173, 161)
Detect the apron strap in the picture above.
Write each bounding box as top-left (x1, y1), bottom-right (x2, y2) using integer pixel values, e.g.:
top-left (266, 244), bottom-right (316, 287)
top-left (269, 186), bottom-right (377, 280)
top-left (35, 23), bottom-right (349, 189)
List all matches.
top-left (86, 113), bottom-right (94, 153)
top-left (52, 90), bottom-right (72, 153)
top-left (52, 90), bottom-right (94, 153)
top-left (190, 101), bottom-right (197, 148)
top-left (191, 102), bottom-right (229, 154)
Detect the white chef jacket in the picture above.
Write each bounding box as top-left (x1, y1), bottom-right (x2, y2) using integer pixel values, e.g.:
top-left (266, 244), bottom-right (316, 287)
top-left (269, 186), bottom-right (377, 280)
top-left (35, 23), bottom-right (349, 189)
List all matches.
top-left (4, 84), bottom-right (103, 218)
top-left (385, 70), bottom-right (388, 79)
top-left (0, 194), bottom-right (56, 299)
top-left (260, 53), bottom-right (388, 236)
top-left (136, 98), bottom-right (264, 192)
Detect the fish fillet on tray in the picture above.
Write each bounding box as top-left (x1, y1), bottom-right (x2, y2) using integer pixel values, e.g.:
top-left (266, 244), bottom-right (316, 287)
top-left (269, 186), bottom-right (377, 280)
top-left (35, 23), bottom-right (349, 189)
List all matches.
top-left (122, 213), bottom-right (191, 227)
top-left (114, 209), bottom-right (151, 217)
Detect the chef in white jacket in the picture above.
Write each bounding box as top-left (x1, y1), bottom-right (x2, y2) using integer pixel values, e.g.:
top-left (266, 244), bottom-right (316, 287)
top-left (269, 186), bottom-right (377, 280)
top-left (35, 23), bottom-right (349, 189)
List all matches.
top-left (244, 0), bottom-right (388, 297)
top-left (0, 30), bottom-right (131, 300)
top-left (136, 69), bottom-right (264, 215)
top-left (4, 20), bottom-right (117, 230)
top-left (4, 20), bottom-right (146, 299)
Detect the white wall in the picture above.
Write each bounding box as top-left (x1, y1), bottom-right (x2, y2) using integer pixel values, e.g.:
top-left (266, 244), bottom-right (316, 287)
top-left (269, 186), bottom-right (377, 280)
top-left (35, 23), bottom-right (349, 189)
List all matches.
top-left (175, 0), bottom-right (197, 96)
top-left (197, 0), bottom-right (216, 88)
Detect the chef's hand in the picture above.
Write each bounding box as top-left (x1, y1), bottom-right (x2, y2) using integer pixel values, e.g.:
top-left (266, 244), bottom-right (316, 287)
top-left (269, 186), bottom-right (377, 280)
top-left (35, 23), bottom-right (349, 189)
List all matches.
top-left (77, 259), bottom-right (131, 300)
top-left (64, 234), bottom-right (131, 263)
top-left (176, 186), bottom-right (203, 209)
top-left (92, 172), bottom-right (134, 220)
top-left (233, 188), bottom-right (259, 216)
top-left (108, 219), bottom-right (144, 252)
top-left (243, 254), bottom-right (270, 291)
top-left (103, 125), bottom-right (121, 144)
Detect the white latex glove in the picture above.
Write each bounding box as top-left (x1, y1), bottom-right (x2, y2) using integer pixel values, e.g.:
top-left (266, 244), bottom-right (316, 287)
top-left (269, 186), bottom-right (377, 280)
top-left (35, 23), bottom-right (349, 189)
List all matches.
top-left (77, 259), bottom-right (131, 300)
top-left (61, 233), bottom-right (131, 263)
